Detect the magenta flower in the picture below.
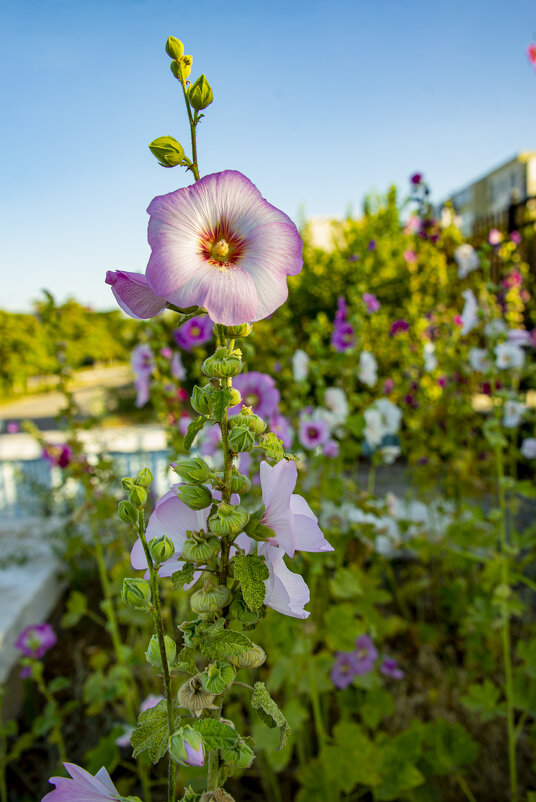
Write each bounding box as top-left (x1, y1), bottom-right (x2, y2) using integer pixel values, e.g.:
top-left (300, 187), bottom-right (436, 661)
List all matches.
top-left (528, 44), bottom-right (536, 66)
top-left (42, 763), bottom-right (123, 802)
top-left (298, 416), bottom-right (331, 450)
top-left (15, 623), bottom-right (57, 659)
top-left (331, 651), bottom-right (360, 689)
top-left (6, 422), bottom-right (19, 433)
top-left (362, 292), bottom-right (380, 313)
top-left (335, 296), bottom-right (348, 322)
top-left (131, 486), bottom-right (209, 579)
top-left (145, 170), bottom-right (303, 325)
top-left (43, 444), bottom-right (72, 469)
top-left (259, 459), bottom-right (333, 557)
top-left (410, 172), bottom-right (423, 185)
top-left (331, 320), bottom-right (355, 351)
top-left (160, 347), bottom-right (173, 358)
top-left (389, 319), bottom-right (409, 336)
top-left (173, 315), bottom-right (213, 350)
top-left (380, 657), bottom-right (404, 680)
top-left (105, 269), bottom-right (167, 319)
top-left (383, 378), bottom-right (395, 394)
top-left (231, 372), bottom-right (280, 418)
top-left (131, 343), bottom-right (153, 375)
top-left (354, 634), bottom-right (378, 674)
top-left (403, 250), bottom-right (417, 264)
top-left (269, 412), bottom-right (293, 449)
top-left (511, 230), bottom-right (522, 244)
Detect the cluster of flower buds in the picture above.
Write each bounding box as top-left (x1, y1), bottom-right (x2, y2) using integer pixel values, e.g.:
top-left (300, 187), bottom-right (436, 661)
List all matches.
top-left (118, 467), bottom-right (153, 525)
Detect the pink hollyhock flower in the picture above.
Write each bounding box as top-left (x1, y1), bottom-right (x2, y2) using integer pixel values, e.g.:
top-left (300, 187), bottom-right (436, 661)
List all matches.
top-left (383, 378), bottom-right (395, 395)
top-left (15, 623), bottom-right (57, 659)
top-left (170, 352), bottom-right (186, 380)
top-left (521, 438), bottom-right (536, 459)
top-left (331, 320), bottom-right (355, 351)
top-left (173, 315), bottom-right (213, 350)
top-left (145, 170), bottom-right (303, 325)
top-left (410, 172), bottom-right (422, 185)
top-left (140, 693), bottom-right (164, 712)
top-left (43, 444), bottom-right (72, 469)
top-left (231, 372), bottom-right (280, 418)
top-left (403, 250), bottom-right (417, 264)
top-left (527, 44), bottom-right (536, 66)
top-left (160, 347), bottom-right (172, 358)
top-left (335, 296), bottom-right (348, 322)
top-left (389, 319), bottom-right (409, 336)
top-left (380, 657), bottom-right (404, 680)
top-left (404, 215), bottom-right (420, 235)
top-left (298, 416), bottom-right (331, 449)
top-left (105, 269), bottom-right (167, 319)
top-left (362, 292), bottom-right (381, 312)
top-left (259, 459), bottom-right (333, 558)
top-left (488, 228), bottom-right (502, 246)
top-left (131, 486), bottom-right (209, 578)
top-left (511, 230), bottom-right (522, 244)
top-left (131, 343), bottom-right (153, 375)
top-left (258, 542), bottom-right (311, 619)
top-left (323, 439), bottom-right (340, 457)
top-left (42, 763), bottom-right (123, 801)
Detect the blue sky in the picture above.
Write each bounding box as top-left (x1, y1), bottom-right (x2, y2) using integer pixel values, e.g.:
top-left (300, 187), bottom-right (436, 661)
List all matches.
top-left (1, 0), bottom-right (535, 311)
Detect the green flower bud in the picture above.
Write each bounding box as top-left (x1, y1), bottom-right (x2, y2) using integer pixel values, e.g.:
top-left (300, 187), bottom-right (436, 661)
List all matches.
top-left (228, 425), bottom-right (255, 453)
top-left (228, 387), bottom-right (242, 407)
top-left (145, 633), bottom-right (177, 667)
top-left (202, 347), bottom-right (242, 378)
top-left (165, 36), bottom-right (184, 60)
top-left (224, 323), bottom-right (252, 338)
top-left (178, 676), bottom-right (215, 713)
top-left (182, 536), bottom-right (220, 564)
top-left (129, 485), bottom-right (147, 507)
top-left (190, 582), bottom-right (231, 615)
top-left (177, 484), bottom-right (213, 510)
top-left (149, 136), bottom-right (185, 168)
top-left (221, 741), bottom-right (255, 769)
top-left (208, 504), bottom-right (249, 536)
top-left (230, 472), bottom-right (251, 494)
top-left (169, 726), bottom-right (205, 767)
top-left (121, 476), bottom-right (134, 491)
top-left (118, 500), bottom-right (138, 525)
top-left (191, 384), bottom-right (213, 415)
top-left (188, 74), bottom-right (213, 110)
top-left (149, 535), bottom-right (175, 564)
top-left (231, 643), bottom-right (266, 669)
top-left (229, 410), bottom-right (266, 435)
top-left (170, 54), bottom-right (193, 80)
top-left (135, 467), bottom-right (153, 488)
top-left (200, 661), bottom-right (235, 694)
top-left (122, 577), bottom-right (152, 609)
top-left (172, 457), bottom-right (211, 484)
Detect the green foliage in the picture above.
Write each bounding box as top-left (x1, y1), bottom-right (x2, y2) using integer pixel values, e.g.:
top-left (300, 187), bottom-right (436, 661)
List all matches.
top-left (171, 562), bottom-right (196, 589)
top-left (233, 553), bottom-right (269, 611)
top-left (199, 629), bottom-right (255, 660)
top-left (131, 700), bottom-right (181, 763)
top-left (250, 682), bottom-right (290, 750)
top-left (191, 718), bottom-right (238, 750)
top-left (184, 415), bottom-right (210, 451)
top-left (256, 432), bottom-right (285, 463)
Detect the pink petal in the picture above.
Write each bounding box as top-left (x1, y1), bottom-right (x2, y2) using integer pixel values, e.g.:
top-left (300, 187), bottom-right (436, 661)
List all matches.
top-left (260, 544), bottom-right (310, 619)
top-left (290, 495), bottom-right (334, 552)
top-left (105, 270), bottom-right (166, 319)
top-left (175, 264), bottom-right (259, 326)
top-left (260, 461), bottom-right (297, 556)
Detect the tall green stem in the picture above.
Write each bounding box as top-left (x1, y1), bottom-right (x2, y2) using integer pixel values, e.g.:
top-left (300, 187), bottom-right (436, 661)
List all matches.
top-left (35, 673), bottom-right (67, 765)
top-left (177, 67), bottom-right (200, 181)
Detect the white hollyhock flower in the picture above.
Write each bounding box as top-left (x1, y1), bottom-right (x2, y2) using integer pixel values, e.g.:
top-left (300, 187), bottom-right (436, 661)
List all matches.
top-left (495, 342), bottom-right (525, 370)
top-left (454, 243), bottom-right (480, 279)
top-left (363, 407), bottom-right (386, 448)
top-left (292, 349), bottom-right (310, 381)
top-left (503, 399), bottom-right (524, 428)
top-left (460, 289), bottom-right (479, 335)
top-left (374, 398), bottom-right (402, 434)
top-left (324, 387), bottom-right (349, 425)
top-left (423, 342), bottom-right (438, 372)
top-left (358, 350), bottom-right (378, 387)
top-left (468, 347), bottom-right (490, 373)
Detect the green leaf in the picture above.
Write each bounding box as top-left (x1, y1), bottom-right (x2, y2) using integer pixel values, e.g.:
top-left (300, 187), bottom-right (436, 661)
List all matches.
top-left (233, 554), bottom-right (268, 611)
top-left (84, 727), bottom-right (122, 776)
top-left (199, 629), bottom-right (254, 660)
top-left (421, 719), bottom-right (479, 776)
top-left (176, 646), bottom-right (197, 674)
top-left (184, 416), bottom-right (209, 452)
top-left (329, 568), bottom-right (363, 600)
top-left (460, 680), bottom-right (501, 721)
top-left (211, 387), bottom-right (232, 422)
top-left (251, 681), bottom-right (290, 750)
top-left (131, 700), bottom-right (180, 764)
top-left (375, 729), bottom-right (424, 800)
top-left (257, 432), bottom-right (285, 463)
top-left (61, 590), bottom-right (87, 628)
top-left (171, 562), bottom-right (196, 590)
top-left (360, 688), bottom-right (395, 730)
top-left (48, 676), bottom-right (71, 694)
top-left (191, 718), bottom-right (238, 751)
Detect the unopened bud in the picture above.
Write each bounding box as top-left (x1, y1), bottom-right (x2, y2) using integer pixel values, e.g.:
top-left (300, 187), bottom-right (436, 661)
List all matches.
top-left (202, 347), bottom-right (242, 378)
top-left (129, 485), bottom-right (148, 507)
top-left (135, 467), bottom-right (153, 488)
top-left (190, 583), bottom-right (231, 615)
top-left (208, 503), bottom-right (249, 536)
top-left (145, 633), bottom-right (177, 667)
top-left (169, 726), bottom-right (205, 767)
top-left (188, 74), bottom-right (213, 110)
top-left (149, 136), bottom-right (185, 168)
top-left (165, 36), bottom-right (184, 60)
top-left (121, 476), bottom-right (134, 491)
top-left (229, 409), bottom-right (266, 435)
top-left (118, 500), bottom-right (137, 525)
top-left (177, 484), bottom-right (213, 510)
top-left (228, 425), bottom-right (255, 453)
top-left (122, 577), bottom-right (152, 609)
top-left (149, 535), bottom-right (175, 564)
top-left (172, 457), bottom-right (211, 484)
top-left (191, 384), bottom-right (212, 415)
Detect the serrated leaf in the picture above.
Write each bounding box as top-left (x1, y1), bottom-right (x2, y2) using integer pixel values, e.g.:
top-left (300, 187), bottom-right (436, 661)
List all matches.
top-left (233, 554), bottom-right (268, 611)
top-left (257, 432), bottom-right (285, 464)
top-left (61, 590), bottom-right (87, 628)
top-left (171, 562), bottom-right (196, 590)
top-left (199, 629), bottom-right (254, 660)
top-left (251, 681), bottom-right (290, 750)
top-left (184, 416), bottom-right (209, 452)
top-left (131, 699), bottom-right (180, 764)
top-left (211, 387), bottom-right (232, 422)
top-left (191, 718), bottom-right (238, 750)
top-left (176, 646), bottom-right (197, 674)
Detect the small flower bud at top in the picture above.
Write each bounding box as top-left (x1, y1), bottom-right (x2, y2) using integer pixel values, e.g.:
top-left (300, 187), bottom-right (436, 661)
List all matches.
top-left (121, 476), bottom-right (134, 491)
top-left (172, 457), bottom-right (211, 484)
top-left (145, 633), bottom-right (177, 667)
top-left (165, 36), bottom-right (184, 60)
top-left (149, 535), bottom-right (175, 564)
top-left (122, 577), bottom-right (152, 609)
top-left (177, 484), bottom-right (213, 510)
top-left (188, 74), bottom-right (213, 110)
top-left (135, 467), bottom-right (153, 488)
top-left (129, 485), bottom-right (148, 507)
top-left (149, 136), bottom-right (185, 168)
top-left (118, 500), bottom-right (137, 525)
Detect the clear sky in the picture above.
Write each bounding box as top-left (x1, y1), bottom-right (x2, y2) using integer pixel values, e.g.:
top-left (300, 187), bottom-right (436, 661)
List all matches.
top-left (1, 0), bottom-right (535, 312)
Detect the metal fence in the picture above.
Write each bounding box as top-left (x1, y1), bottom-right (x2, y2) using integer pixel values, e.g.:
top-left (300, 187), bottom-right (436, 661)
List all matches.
top-left (471, 196), bottom-right (536, 278)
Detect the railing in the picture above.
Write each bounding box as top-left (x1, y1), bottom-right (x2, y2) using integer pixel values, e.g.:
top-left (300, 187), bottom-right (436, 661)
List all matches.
top-left (471, 196), bottom-right (536, 278)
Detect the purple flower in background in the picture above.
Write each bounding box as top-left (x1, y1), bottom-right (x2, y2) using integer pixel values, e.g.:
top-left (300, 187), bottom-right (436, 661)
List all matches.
top-left (348, 254), bottom-right (360, 263)
top-left (42, 763), bottom-right (122, 801)
top-left (199, 423), bottom-right (222, 456)
top-left (410, 172), bottom-right (423, 185)
top-left (521, 438), bottom-right (536, 459)
top-left (403, 249), bottom-right (417, 264)
top-left (383, 378), bottom-right (395, 395)
top-left (335, 296), bottom-right (348, 322)
top-left (362, 293), bottom-right (381, 313)
top-left (131, 343), bottom-right (153, 375)
top-left (6, 422), bottom-right (19, 433)
top-left (331, 652), bottom-right (360, 689)
top-left (511, 230), bottom-right (522, 245)
top-left (105, 269), bottom-right (167, 319)
top-left (160, 347), bottom-right (173, 358)
top-left (170, 352), bottom-right (186, 380)
top-left (231, 372), bottom-right (280, 418)
top-left (298, 416), bottom-right (331, 450)
top-left (144, 170), bottom-right (303, 325)
top-left (140, 693), bottom-right (164, 712)
top-left (269, 412), bottom-right (293, 449)
top-left (43, 444), bottom-right (72, 469)
top-left (15, 623), bottom-right (57, 660)
top-left (488, 228), bottom-right (502, 246)
top-left (331, 320), bottom-right (355, 351)
top-left (354, 634), bottom-right (378, 675)
top-left (390, 319), bottom-right (409, 336)
top-left (368, 239), bottom-right (376, 251)
top-left (323, 439), bottom-right (340, 458)
top-left (173, 315), bottom-right (213, 350)
top-left (380, 657), bottom-right (405, 680)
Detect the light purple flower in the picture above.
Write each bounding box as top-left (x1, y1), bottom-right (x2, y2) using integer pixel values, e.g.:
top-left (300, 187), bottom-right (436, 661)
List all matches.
top-left (134, 374), bottom-right (151, 408)
top-left (131, 486), bottom-right (209, 579)
top-left (15, 623), bottom-right (57, 659)
top-left (507, 329), bottom-right (532, 347)
top-left (259, 459), bottom-right (333, 557)
top-left (335, 296), bottom-right (348, 322)
top-left (160, 347), bottom-right (173, 359)
top-left (43, 445), bottom-right (72, 469)
top-left (105, 269), bottom-right (167, 319)
top-left (231, 372), bottom-right (280, 418)
top-left (184, 740), bottom-right (205, 767)
top-left (354, 634), bottom-right (378, 675)
top-left (323, 439), bottom-right (340, 458)
top-left (131, 343), bottom-right (154, 375)
top-left (145, 170), bottom-right (303, 325)
top-left (298, 416), bottom-right (331, 450)
top-left (199, 423), bottom-right (222, 456)
top-left (368, 239), bottom-right (376, 251)
top-left (269, 412), bottom-right (293, 449)
top-left (511, 230), bottom-right (522, 245)
top-left (331, 320), bottom-right (355, 351)
top-left (403, 250), bottom-right (417, 264)
top-left (6, 422), bottom-right (19, 433)
top-left (389, 319), bottom-right (409, 336)
top-left (170, 352), bottom-right (186, 380)
top-left (173, 315), bottom-right (213, 350)
top-left (258, 541), bottom-right (311, 619)
top-left (140, 693), bottom-right (164, 712)
top-left (362, 292), bottom-right (381, 312)
top-left (331, 652), bottom-right (360, 689)
top-left (42, 763), bottom-right (122, 801)
top-left (521, 438), bottom-right (536, 459)
top-left (380, 657), bottom-right (404, 680)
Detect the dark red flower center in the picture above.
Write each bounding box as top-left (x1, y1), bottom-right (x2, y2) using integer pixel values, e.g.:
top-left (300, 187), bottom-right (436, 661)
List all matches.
top-left (199, 219), bottom-right (246, 269)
